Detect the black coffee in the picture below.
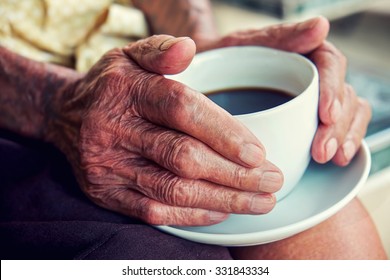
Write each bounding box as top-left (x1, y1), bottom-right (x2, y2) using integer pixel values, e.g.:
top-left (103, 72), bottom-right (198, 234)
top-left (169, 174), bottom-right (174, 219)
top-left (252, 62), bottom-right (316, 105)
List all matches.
top-left (205, 87), bottom-right (294, 115)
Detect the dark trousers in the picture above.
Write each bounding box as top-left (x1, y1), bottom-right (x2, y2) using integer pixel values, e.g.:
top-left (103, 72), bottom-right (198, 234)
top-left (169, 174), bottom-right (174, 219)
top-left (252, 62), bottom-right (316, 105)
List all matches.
top-left (0, 130), bottom-right (231, 260)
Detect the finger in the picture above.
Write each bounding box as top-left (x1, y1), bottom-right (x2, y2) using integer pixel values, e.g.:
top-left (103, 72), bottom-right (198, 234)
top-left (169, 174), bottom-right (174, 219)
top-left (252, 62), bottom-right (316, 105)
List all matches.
top-left (122, 35), bottom-right (266, 168)
top-left (310, 41), bottom-right (347, 125)
top-left (85, 155), bottom-right (276, 219)
top-left (95, 187), bottom-right (230, 226)
top-left (121, 118), bottom-right (283, 193)
top-left (123, 35), bottom-right (196, 75)
top-left (214, 16), bottom-right (329, 54)
top-left (130, 75), bottom-right (266, 167)
top-left (332, 97), bottom-right (372, 166)
top-left (128, 162), bottom-right (276, 215)
top-left (311, 84), bottom-right (358, 163)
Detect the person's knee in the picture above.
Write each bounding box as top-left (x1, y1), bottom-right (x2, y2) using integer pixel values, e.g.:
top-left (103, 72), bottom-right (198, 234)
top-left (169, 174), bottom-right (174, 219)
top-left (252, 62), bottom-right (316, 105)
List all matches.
top-left (77, 225), bottom-right (232, 260)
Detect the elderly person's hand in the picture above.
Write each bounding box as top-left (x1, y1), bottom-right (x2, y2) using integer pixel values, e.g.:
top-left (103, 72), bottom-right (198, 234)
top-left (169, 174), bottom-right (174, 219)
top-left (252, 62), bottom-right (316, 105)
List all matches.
top-left (46, 35), bottom-right (283, 226)
top-left (200, 16), bottom-right (371, 167)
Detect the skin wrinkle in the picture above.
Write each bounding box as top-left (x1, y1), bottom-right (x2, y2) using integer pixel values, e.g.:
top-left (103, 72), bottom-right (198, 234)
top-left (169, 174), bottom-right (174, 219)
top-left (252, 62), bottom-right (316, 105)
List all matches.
top-left (0, 14), bottom-right (372, 226)
top-left (187, 91), bottom-right (214, 132)
top-left (86, 167), bottom-right (126, 185)
top-left (310, 43), bottom-right (347, 109)
top-left (160, 134), bottom-right (202, 179)
top-left (128, 111), bottom-right (274, 192)
top-left (154, 132), bottom-right (185, 172)
top-left (90, 186), bottom-right (130, 212)
top-left (82, 148), bottom-right (135, 184)
top-left (121, 118), bottom-right (149, 153)
top-left (0, 2), bottom-right (385, 259)
top-left (142, 167), bottom-right (185, 205)
top-left (157, 174), bottom-right (194, 207)
top-left (125, 74), bottom-right (160, 118)
top-left (124, 114), bottom-right (274, 193)
top-left (153, 82), bottom-right (265, 169)
top-left (130, 161), bottom-right (267, 214)
top-left (155, 82), bottom-right (193, 127)
top-left (123, 36), bottom-right (193, 74)
top-left (212, 18), bottom-right (327, 53)
top-left (134, 167), bottom-right (178, 204)
top-left (0, 47), bottom-right (82, 145)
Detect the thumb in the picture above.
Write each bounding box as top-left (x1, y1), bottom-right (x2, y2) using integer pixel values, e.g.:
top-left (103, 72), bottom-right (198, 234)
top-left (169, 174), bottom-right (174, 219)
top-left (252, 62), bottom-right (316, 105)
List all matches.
top-left (123, 35), bottom-right (196, 75)
top-left (216, 16), bottom-right (330, 54)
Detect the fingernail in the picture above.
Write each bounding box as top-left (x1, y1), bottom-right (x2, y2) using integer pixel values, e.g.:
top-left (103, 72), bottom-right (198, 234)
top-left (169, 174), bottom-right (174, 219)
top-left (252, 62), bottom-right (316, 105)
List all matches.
top-left (159, 37), bottom-right (190, 51)
top-left (325, 138), bottom-right (338, 161)
top-left (240, 144), bottom-right (264, 167)
top-left (250, 194), bottom-right (275, 214)
top-left (260, 171), bottom-right (283, 192)
top-left (330, 99), bottom-right (342, 123)
top-left (343, 140), bottom-right (356, 161)
top-left (209, 211), bottom-right (229, 223)
top-left (297, 17), bottom-right (320, 32)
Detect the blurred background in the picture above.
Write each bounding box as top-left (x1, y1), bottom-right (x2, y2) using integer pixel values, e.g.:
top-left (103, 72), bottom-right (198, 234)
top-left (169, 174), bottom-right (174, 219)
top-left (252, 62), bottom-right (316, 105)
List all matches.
top-left (211, 0), bottom-right (390, 257)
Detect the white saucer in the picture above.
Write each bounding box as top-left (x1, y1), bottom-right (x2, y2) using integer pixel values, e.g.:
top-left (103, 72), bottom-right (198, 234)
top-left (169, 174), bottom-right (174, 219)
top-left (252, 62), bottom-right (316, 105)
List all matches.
top-left (156, 141), bottom-right (371, 246)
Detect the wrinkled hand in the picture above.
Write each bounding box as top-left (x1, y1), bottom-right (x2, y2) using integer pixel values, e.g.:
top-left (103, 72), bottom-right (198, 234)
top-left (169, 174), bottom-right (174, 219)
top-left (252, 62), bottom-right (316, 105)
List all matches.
top-left (202, 16), bottom-right (372, 166)
top-left (49, 35), bottom-right (283, 226)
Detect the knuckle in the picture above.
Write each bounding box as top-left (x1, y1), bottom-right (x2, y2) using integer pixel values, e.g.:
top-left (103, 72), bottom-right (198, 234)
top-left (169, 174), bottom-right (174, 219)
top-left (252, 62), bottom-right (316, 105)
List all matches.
top-left (261, 25), bottom-right (279, 43)
top-left (219, 35), bottom-right (233, 47)
top-left (132, 73), bottom-right (156, 96)
top-left (221, 191), bottom-right (276, 214)
top-left (218, 191), bottom-right (240, 213)
top-left (220, 33), bottom-right (241, 47)
top-left (84, 166), bottom-right (108, 186)
top-left (230, 194), bottom-right (253, 213)
top-left (119, 193), bottom-right (162, 225)
top-left (349, 133), bottom-right (361, 143)
top-left (337, 51), bottom-right (347, 69)
top-left (153, 173), bottom-right (194, 207)
top-left (156, 174), bottom-right (182, 205)
top-left (164, 85), bottom-right (189, 120)
top-left (128, 195), bottom-right (167, 225)
top-left (82, 181), bottom-right (112, 207)
top-left (319, 41), bottom-right (347, 68)
top-left (141, 204), bottom-right (166, 225)
top-left (345, 84), bottom-right (355, 98)
top-left (95, 50), bottom-right (128, 77)
top-left (344, 84), bottom-right (357, 105)
top-left (226, 196), bottom-right (241, 213)
top-left (358, 97), bottom-right (372, 118)
top-left (231, 167), bottom-right (248, 189)
top-left (97, 66), bottom-right (127, 91)
top-left (143, 206), bottom-right (193, 226)
top-left (164, 136), bottom-right (201, 178)
top-left (155, 79), bottom-right (198, 126)
top-left (345, 83), bottom-right (355, 93)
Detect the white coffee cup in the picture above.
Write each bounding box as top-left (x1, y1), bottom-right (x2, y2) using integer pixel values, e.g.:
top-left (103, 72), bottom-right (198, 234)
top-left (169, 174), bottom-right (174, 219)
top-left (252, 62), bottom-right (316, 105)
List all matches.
top-left (167, 46), bottom-right (319, 200)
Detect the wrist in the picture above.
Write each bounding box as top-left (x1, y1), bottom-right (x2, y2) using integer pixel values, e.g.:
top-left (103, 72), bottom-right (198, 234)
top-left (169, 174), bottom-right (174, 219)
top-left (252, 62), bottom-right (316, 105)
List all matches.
top-left (0, 46), bottom-right (83, 143)
top-left (42, 68), bottom-right (85, 155)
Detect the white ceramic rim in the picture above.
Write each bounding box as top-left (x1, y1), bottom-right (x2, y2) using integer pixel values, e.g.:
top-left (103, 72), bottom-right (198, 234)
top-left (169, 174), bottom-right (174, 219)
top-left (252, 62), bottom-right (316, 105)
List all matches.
top-left (156, 141), bottom-right (371, 246)
top-left (167, 46), bottom-right (319, 120)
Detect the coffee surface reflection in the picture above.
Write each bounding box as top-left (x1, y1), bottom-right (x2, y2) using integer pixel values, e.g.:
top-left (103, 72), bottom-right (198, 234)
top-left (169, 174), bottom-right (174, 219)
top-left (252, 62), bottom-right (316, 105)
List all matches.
top-left (206, 87), bottom-right (294, 115)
